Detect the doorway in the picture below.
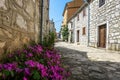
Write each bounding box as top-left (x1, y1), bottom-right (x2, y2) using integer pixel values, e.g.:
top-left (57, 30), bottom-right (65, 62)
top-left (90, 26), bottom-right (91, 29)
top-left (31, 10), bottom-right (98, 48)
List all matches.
top-left (77, 30), bottom-right (79, 42)
top-left (98, 24), bottom-right (106, 48)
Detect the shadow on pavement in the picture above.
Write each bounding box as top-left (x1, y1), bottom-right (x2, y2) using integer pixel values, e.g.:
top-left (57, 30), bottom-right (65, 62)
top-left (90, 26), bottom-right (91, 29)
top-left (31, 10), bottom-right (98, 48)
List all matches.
top-left (55, 46), bottom-right (120, 80)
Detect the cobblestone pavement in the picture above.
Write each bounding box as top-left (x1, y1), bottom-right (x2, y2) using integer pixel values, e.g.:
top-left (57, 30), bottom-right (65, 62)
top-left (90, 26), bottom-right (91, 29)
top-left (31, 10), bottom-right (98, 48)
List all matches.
top-left (55, 42), bottom-right (120, 80)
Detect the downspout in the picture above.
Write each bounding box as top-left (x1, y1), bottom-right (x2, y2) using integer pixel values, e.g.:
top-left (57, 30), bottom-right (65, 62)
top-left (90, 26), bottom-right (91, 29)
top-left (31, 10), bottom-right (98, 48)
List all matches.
top-left (73, 17), bottom-right (76, 43)
top-left (83, 0), bottom-right (90, 47)
top-left (88, 4), bottom-right (90, 47)
top-left (40, 0), bottom-right (43, 44)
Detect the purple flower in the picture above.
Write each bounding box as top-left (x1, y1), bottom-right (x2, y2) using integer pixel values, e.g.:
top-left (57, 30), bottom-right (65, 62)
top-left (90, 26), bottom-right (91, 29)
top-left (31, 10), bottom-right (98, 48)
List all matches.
top-left (24, 68), bottom-right (30, 76)
top-left (36, 63), bottom-right (44, 70)
top-left (25, 60), bottom-right (36, 67)
top-left (34, 45), bottom-right (43, 53)
top-left (23, 76), bottom-right (28, 80)
top-left (36, 45), bottom-right (43, 52)
top-left (16, 68), bottom-right (23, 73)
top-left (36, 62), bottom-right (48, 77)
top-left (3, 63), bottom-right (17, 71)
top-left (41, 67), bottom-right (48, 77)
top-left (0, 64), bottom-right (3, 71)
top-left (46, 51), bottom-right (51, 58)
top-left (27, 53), bottom-right (33, 57)
top-left (23, 50), bottom-right (28, 53)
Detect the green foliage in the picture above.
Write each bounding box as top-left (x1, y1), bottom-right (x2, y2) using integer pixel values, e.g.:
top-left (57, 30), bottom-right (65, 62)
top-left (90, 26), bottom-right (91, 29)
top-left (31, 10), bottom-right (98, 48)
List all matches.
top-left (62, 25), bottom-right (69, 41)
top-left (32, 70), bottom-right (41, 80)
top-left (42, 32), bottom-right (56, 48)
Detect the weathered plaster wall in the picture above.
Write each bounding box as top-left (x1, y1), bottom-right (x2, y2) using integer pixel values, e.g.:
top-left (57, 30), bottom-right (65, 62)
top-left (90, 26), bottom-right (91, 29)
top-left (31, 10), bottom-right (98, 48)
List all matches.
top-left (74, 7), bottom-right (88, 46)
top-left (0, 0), bottom-right (41, 54)
top-left (68, 6), bottom-right (88, 46)
top-left (89, 0), bottom-right (120, 51)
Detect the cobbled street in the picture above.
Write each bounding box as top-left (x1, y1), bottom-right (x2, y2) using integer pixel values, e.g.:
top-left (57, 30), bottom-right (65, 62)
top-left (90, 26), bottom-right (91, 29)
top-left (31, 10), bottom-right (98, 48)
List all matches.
top-left (55, 42), bottom-right (120, 80)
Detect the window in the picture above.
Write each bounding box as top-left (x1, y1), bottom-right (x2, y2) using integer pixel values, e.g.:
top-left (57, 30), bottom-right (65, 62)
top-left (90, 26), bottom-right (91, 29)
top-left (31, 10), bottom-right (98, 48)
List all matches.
top-left (83, 8), bottom-right (86, 17)
top-left (82, 27), bottom-right (86, 35)
top-left (71, 22), bottom-right (73, 28)
top-left (99, 0), bottom-right (105, 7)
top-left (77, 15), bottom-right (79, 21)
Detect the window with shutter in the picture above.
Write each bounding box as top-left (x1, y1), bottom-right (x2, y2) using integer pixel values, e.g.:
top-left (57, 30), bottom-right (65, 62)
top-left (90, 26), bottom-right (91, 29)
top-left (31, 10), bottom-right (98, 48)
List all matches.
top-left (99, 0), bottom-right (105, 7)
top-left (77, 15), bottom-right (79, 21)
top-left (83, 8), bottom-right (86, 17)
top-left (82, 27), bottom-right (86, 35)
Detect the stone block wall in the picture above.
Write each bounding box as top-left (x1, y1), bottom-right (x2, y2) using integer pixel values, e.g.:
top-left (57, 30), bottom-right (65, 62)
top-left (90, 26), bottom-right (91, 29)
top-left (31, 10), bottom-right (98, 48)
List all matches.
top-left (89, 0), bottom-right (120, 51)
top-left (0, 0), bottom-right (41, 54)
top-left (42, 0), bottom-right (50, 39)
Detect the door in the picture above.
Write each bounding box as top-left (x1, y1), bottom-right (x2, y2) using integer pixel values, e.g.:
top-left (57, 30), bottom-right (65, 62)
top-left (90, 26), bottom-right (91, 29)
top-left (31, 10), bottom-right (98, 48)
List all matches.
top-left (77, 30), bottom-right (79, 42)
top-left (71, 32), bottom-right (73, 42)
top-left (99, 24), bottom-right (106, 48)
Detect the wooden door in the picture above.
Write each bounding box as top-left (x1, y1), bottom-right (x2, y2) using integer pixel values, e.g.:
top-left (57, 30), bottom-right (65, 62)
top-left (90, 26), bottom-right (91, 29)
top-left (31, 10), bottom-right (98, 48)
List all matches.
top-left (77, 30), bottom-right (79, 42)
top-left (99, 25), bottom-right (106, 48)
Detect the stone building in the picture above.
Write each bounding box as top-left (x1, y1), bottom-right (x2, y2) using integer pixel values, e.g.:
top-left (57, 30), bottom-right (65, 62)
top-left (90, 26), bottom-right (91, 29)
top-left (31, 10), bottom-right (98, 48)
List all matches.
top-left (89, 0), bottom-right (120, 51)
top-left (68, 2), bottom-right (88, 46)
top-left (61, 0), bottom-right (83, 40)
top-left (42, 0), bottom-right (50, 39)
top-left (0, 0), bottom-right (48, 54)
top-left (62, 0), bottom-right (83, 26)
top-left (49, 20), bottom-right (56, 33)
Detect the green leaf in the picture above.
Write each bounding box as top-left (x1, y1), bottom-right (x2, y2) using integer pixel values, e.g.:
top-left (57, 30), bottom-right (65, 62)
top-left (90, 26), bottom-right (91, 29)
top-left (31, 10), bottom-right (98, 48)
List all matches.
top-left (3, 70), bottom-right (10, 77)
top-left (15, 56), bottom-right (19, 61)
top-left (0, 73), bottom-right (2, 77)
top-left (33, 70), bottom-right (40, 80)
top-left (39, 59), bottom-right (44, 64)
top-left (10, 71), bottom-right (14, 77)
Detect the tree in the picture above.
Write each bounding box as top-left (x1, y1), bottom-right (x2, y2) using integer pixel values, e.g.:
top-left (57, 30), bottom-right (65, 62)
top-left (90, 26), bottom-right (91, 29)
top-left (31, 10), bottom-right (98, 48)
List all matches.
top-left (62, 25), bottom-right (69, 41)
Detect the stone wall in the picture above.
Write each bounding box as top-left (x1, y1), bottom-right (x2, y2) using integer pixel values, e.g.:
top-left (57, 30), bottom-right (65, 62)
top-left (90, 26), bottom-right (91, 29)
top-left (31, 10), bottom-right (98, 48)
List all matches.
top-left (42, 0), bottom-right (50, 39)
top-left (89, 0), bottom-right (120, 51)
top-left (0, 0), bottom-right (41, 54)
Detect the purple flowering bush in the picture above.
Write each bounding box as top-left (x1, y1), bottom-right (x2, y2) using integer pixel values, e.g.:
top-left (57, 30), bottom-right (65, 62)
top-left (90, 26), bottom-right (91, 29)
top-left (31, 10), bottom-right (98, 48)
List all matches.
top-left (0, 45), bottom-right (70, 80)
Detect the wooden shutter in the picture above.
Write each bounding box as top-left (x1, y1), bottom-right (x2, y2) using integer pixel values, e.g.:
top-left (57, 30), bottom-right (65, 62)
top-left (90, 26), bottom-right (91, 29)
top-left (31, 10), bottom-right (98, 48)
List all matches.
top-left (82, 27), bottom-right (86, 35)
top-left (83, 9), bottom-right (86, 17)
top-left (77, 15), bottom-right (79, 21)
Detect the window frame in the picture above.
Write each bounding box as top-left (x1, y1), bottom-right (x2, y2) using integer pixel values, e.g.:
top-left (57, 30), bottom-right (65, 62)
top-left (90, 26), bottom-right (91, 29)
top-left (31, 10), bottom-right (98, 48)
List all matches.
top-left (77, 14), bottom-right (79, 21)
top-left (82, 27), bottom-right (86, 35)
top-left (99, 0), bottom-right (105, 7)
top-left (83, 8), bottom-right (86, 17)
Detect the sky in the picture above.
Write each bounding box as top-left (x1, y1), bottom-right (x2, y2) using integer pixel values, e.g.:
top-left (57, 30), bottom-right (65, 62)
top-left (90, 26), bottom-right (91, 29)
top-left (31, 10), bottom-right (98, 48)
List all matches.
top-left (49, 0), bottom-right (72, 33)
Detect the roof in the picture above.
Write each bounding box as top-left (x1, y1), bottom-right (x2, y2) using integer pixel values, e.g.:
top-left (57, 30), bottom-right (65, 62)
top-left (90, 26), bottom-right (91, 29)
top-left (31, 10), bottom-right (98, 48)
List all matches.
top-left (62, 0), bottom-right (84, 16)
top-left (62, 1), bottom-right (73, 16)
top-left (67, 2), bottom-right (89, 23)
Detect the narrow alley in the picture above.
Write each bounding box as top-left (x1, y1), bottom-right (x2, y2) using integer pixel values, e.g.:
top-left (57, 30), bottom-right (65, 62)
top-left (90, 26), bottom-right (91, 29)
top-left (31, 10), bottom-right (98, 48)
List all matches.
top-left (55, 42), bottom-right (120, 80)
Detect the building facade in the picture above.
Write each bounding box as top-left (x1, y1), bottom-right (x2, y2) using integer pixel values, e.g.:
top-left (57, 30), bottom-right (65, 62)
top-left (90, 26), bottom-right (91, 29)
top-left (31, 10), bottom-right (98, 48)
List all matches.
top-left (61, 0), bottom-right (83, 40)
top-left (49, 20), bottom-right (56, 33)
top-left (68, 3), bottom-right (88, 46)
top-left (89, 0), bottom-right (120, 50)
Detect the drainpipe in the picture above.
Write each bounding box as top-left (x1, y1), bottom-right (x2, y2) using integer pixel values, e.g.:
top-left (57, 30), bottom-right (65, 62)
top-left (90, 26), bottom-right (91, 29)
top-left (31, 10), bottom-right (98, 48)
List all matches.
top-left (83, 0), bottom-right (90, 47)
top-left (40, 0), bottom-right (43, 44)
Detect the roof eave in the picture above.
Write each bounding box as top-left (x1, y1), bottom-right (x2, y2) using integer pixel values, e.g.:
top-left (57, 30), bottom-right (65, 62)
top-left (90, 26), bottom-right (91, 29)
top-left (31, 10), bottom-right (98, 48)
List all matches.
top-left (67, 2), bottom-right (88, 23)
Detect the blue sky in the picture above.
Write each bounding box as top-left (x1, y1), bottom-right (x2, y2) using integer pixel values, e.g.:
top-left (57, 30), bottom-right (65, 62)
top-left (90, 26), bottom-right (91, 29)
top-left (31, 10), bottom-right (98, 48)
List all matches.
top-left (49, 0), bottom-right (72, 33)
